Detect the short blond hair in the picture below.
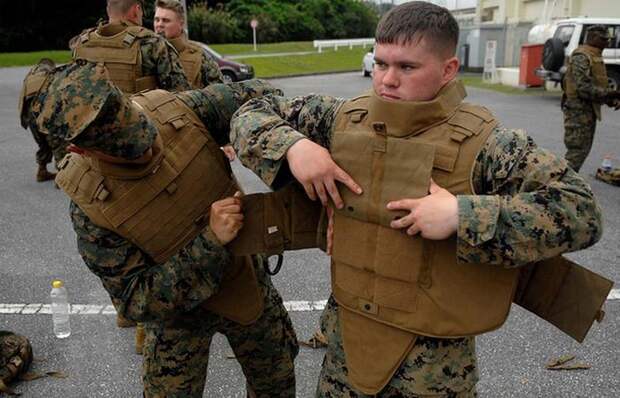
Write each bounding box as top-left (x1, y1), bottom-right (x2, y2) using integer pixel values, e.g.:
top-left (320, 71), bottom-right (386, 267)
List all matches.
top-left (155, 0), bottom-right (185, 21)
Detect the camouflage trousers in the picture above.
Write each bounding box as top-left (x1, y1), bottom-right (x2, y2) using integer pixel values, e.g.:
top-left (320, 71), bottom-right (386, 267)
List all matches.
top-left (563, 101), bottom-right (596, 172)
top-left (142, 274), bottom-right (298, 398)
top-left (30, 126), bottom-right (68, 169)
top-left (316, 297), bottom-right (478, 397)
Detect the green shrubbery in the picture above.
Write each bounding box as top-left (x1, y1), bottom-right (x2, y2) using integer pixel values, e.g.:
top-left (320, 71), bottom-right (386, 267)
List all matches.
top-left (188, 0), bottom-right (378, 44)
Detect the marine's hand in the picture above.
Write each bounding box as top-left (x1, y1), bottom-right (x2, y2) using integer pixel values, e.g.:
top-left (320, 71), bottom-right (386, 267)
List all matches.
top-left (209, 192), bottom-right (244, 245)
top-left (387, 180), bottom-right (458, 240)
top-left (221, 145), bottom-right (236, 161)
top-left (286, 138), bottom-right (362, 208)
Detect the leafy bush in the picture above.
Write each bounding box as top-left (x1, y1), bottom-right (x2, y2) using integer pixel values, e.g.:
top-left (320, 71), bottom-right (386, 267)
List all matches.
top-left (188, 3), bottom-right (241, 44)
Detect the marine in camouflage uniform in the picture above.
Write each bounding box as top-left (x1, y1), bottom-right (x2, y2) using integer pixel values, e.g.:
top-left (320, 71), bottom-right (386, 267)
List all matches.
top-left (562, 25), bottom-right (620, 172)
top-left (29, 61), bottom-right (297, 397)
top-left (230, 3), bottom-right (602, 396)
top-left (153, 0), bottom-right (236, 162)
top-left (70, 0), bottom-right (191, 93)
top-left (70, 0), bottom-right (190, 330)
top-left (153, 0), bottom-right (224, 89)
top-left (18, 59), bottom-right (69, 182)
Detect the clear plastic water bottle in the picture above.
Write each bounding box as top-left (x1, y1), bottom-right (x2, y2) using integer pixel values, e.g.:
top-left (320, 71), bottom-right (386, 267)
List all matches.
top-left (601, 155), bottom-right (613, 172)
top-left (50, 279), bottom-right (71, 338)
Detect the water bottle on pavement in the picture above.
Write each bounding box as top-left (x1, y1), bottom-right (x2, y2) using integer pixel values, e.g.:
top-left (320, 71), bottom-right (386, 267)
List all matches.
top-left (601, 155), bottom-right (613, 172)
top-left (50, 279), bottom-right (71, 338)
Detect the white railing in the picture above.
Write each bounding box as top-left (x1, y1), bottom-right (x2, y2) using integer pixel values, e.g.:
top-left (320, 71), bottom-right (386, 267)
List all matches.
top-left (313, 38), bottom-right (375, 53)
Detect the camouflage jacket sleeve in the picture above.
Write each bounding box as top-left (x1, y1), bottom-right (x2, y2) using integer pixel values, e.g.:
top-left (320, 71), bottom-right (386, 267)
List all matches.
top-left (200, 52), bottom-right (225, 86)
top-left (456, 127), bottom-right (602, 267)
top-left (140, 36), bottom-right (192, 91)
top-left (570, 53), bottom-right (612, 101)
top-left (231, 94), bottom-right (344, 186)
top-left (70, 201), bottom-right (230, 322)
top-left (178, 80), bottom-right (285, 148)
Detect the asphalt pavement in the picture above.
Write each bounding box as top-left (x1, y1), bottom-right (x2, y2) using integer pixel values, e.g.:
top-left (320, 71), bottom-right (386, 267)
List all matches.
top-left (1, 69), bottom-right (618, 397)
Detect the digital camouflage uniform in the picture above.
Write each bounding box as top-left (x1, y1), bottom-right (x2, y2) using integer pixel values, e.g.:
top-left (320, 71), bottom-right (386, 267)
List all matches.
top-left (230, 91), bottom-right (602, 397)
top-left (19, 61), bottom-right (69, 174)
top-left (562, 46), bottom-right (616, 172)
top-left (32, 62), bottom-right (297, 397)
top-left (70, 21), bottom-right (191, 92)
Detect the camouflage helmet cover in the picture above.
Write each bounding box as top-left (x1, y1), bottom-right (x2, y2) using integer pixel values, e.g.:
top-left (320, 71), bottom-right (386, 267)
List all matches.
top-left (37, 61), bottom-right (157, 160)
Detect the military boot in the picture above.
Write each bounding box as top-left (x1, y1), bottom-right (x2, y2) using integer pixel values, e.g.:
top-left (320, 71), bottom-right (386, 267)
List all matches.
top-left (135, 323), bottom-right (145, 355)
top-left (116, 313), bottom-right (136, 328)
top-left (36, 164), bottom-right (56, 182)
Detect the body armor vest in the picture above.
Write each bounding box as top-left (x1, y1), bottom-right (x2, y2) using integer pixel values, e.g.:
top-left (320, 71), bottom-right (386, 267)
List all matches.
top-left (169, 35), bottom-right (204, 89)
top-left (72, 23), bottom-right (158, 94)
top-left (329, 81), bottom-right (519, 393)
top-left (564, 45), bottom-right (608, 120)
top-left (55, 90), bottom-right (262, 324)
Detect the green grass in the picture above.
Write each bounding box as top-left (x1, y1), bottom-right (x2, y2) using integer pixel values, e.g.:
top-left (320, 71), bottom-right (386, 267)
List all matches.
top-left (210, 41), bottom-right (315, 56)
top-left (238, 47), bottom-right (367, 78)
top-left (0, 50), bottom-right (72, 67)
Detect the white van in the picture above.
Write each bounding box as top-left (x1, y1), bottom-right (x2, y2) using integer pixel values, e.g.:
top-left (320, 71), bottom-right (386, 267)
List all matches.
top-left (535, 18), bottom-right (620, 90)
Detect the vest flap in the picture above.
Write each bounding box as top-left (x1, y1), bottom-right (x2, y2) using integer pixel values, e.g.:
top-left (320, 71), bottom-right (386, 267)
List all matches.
top-left (101, 130), bottom-right (207, 228)
top-left (433, 143), bottom-right (459, 172)
top-left (56, 155), bottom-right (104, 204)
top-left (339, 307), bottom-right (417, 395)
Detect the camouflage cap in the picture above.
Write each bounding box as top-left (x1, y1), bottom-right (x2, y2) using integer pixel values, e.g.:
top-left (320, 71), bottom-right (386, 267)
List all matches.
top-left (37, 61), bottom-right (157, 160)
top-left (18, 58), bottom-right (56, 129)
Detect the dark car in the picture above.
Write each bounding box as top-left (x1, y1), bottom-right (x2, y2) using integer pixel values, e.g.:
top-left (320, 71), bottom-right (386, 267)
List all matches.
top-left (196, 42), bottom-right (255, 83)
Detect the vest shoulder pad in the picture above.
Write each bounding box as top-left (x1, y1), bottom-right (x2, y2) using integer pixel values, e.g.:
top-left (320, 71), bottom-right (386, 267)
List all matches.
top-left (447, 103), bottom-right (497, 137)
top-left (341, 93), bottom-right (370, 113)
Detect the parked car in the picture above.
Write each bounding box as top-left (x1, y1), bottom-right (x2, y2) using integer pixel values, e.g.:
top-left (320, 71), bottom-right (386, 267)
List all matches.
top-left (536, 18), bottom-right (620, 90)
top-left (362, 47), bottom-right (374, 77)
top-left (196, 42), bottom-right (255, 83)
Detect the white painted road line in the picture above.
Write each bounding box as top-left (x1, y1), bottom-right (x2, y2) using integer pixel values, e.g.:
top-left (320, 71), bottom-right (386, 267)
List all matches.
top-left (0, 300), bottom-right (329, 315)
top-left (1, 291), bottom-right (617, 315)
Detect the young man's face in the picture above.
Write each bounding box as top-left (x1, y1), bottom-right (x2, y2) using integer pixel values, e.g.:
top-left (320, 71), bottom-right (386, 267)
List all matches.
top-left (372, 38), bottom-right (459, 102)
top-left (154, 7), bottom-right (183, 39)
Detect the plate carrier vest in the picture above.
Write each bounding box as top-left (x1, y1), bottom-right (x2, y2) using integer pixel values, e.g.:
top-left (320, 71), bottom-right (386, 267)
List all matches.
top-left (56, 90), bottom-right (262, 324)
top-left (329, 81), bottom-right (519, 393)
top-left (564, 44), bottom-right (608, 120)
top-left (72, 23), bottom-right (158, 94)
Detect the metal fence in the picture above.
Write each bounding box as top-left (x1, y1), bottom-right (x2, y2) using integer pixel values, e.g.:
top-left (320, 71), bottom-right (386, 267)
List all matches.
top-left (313, 38), bottom-right (375, 53)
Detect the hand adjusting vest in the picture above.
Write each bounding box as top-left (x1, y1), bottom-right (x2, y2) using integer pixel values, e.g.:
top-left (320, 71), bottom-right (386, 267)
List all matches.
top-left (169, 35), bottom-right (204, 89)
top-left (56, 90), bottom-right (262, 324)
top-left (72, 22), bottom-right (158, 94)
top-left (564, 44), bottom-right (608, 120)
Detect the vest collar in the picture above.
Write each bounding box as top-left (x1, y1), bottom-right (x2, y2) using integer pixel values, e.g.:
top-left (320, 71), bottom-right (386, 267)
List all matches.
top-left (367, 80), bottom-right (466, 138)
top-left (168, 34), bottom-right (189, 53)
top-left (98, 20), bottom-right (137, 36)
